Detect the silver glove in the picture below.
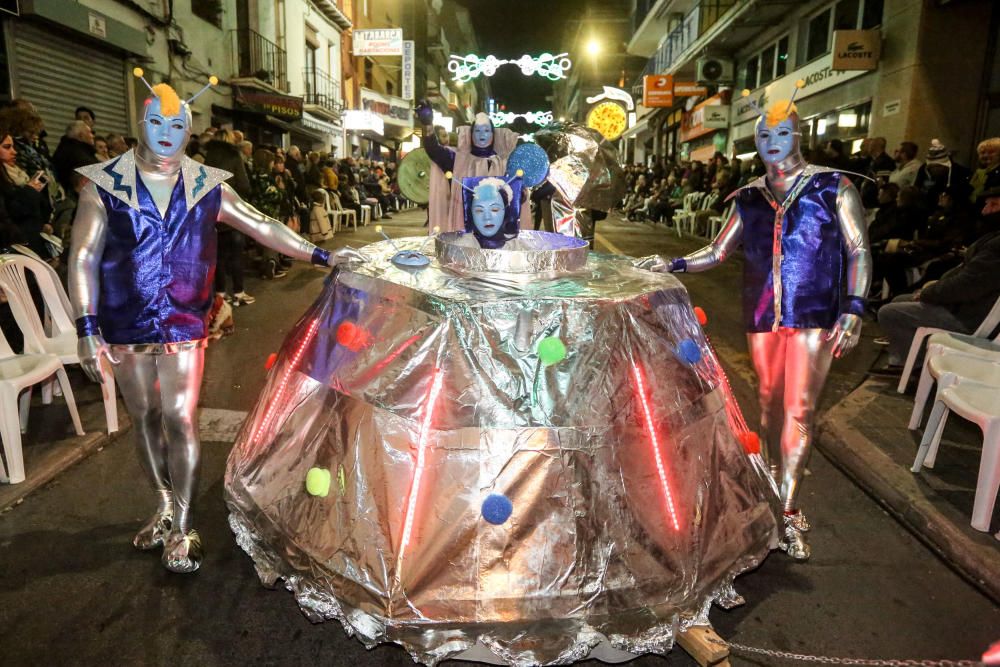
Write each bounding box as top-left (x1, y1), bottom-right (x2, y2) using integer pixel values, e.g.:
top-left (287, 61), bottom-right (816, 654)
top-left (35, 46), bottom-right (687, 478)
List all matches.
top-left (327, 246), bottom-right (368, 267)
top-left (827, 313), bottom-right (862, 358)
top-left (634, 255), bottom-right (673, 273)
top-left (77, 334), bottom-right (120, 384)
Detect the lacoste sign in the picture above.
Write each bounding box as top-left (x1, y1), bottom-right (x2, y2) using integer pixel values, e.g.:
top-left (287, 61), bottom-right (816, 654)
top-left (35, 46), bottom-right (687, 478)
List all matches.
top-left (833, 30), bottom-right (880, 71)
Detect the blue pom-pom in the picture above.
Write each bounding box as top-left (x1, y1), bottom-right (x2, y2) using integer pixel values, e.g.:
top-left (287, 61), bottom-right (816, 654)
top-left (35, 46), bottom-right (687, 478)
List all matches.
top-left (678, 339), bottom-right (702, 365)
top-left (481, 493), bottom-right (514, 525)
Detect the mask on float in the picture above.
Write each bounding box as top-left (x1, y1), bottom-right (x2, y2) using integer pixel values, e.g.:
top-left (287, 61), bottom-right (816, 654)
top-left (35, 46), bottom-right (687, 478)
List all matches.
top-left (743, 79), bottom-right (805, 167)
top-left (133, 68), bottom-right (217, 164)
top-left (471, 112), bottom-right (494, 149)
top-left (460, 175), bottom-right (523, 249)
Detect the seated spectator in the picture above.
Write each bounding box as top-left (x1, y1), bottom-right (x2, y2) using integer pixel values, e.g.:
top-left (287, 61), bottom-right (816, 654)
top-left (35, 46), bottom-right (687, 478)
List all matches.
top-left (106, 133), bottom-right (128, 157)
top-left (915, 139), bottom-right (971, 209)
top-left (0, 128), bottom-right (52, 257)
top-left (874, 186), bottom-right (1000, 375)
top-left (889, 141), bottom-right (922, 188)
top-left (94, 135), bottom-right (110, 162)
top-left (309, 189), bottom-right (333, 241)
top-left (969, 137), bottom-right (1000, 207)
top-left (75, 106), bottom-right (95, 130)
top-left (51, 120), bottom-right (96, 194)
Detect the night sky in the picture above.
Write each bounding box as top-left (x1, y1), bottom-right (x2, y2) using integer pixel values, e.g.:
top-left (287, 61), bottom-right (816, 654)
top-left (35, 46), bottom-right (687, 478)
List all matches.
top-left (453, 0), bottom-right (598, 112)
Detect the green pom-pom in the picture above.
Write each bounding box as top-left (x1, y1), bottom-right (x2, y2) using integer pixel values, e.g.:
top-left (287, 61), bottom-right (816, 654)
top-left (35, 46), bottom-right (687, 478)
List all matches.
top-left (306, 467), bottom-right (331, 497)
top-left (537, 336), bottom-right (567, 365)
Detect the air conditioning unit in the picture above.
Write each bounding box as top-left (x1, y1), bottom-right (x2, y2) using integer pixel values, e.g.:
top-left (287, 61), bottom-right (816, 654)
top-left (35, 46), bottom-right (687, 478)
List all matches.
top-left (696, 58), bottom-right (734, 85)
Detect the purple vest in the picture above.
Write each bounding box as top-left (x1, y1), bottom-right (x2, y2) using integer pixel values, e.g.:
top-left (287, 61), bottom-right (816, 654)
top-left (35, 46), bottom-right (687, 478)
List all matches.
top-left (737, 170), bottom-right (845, 333)
top-left (97, 173), bottom-right (221, 344)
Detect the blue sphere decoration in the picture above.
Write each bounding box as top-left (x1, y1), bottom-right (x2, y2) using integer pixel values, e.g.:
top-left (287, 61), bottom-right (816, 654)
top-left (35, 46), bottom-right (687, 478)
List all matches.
top-left (678, 339), bottom-right (702, 365)
top-left (481, 493), bottom-right (514, 525)
top-left (506, 143), bottom-right (550, 187)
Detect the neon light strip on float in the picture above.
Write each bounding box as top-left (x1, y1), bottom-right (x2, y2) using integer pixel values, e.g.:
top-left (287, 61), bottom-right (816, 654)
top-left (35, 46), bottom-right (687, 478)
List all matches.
top-left (631, 362), bottom-right (681, 532)
top-left (253, 318), bottom-right (321, 444)
top-left (396, 369), bottom-right (445, 572)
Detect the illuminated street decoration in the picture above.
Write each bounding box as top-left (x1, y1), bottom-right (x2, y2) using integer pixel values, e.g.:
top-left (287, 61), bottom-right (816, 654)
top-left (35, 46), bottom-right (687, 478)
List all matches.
top-left (586, 86), bottom-right (635, 110)
top-left (489, 110), bottom-right (554, 126)
top-left (586, 101), bottom-right (628, 141)
top-left (448, 53), bottom-right (572, 83)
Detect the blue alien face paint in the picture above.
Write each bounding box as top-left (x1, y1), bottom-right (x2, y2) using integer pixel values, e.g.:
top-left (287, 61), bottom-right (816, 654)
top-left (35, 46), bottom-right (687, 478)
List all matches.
top-left (142, 98), bottom-right (189, 158)
top-left (471, 184), bottom-right (505, 238)
top-left (472, 122), bottom-right (493, 149)
top-left (755, 116), bottom-right (799, 166)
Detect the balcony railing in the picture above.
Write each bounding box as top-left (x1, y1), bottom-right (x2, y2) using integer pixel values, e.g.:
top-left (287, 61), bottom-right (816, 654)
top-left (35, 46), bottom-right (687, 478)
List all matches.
top-left (231, 28), bottom-right (288, 92)
top-left (650, 0), bottom-right (736, 74)
top-left (303, 67), bottom-right (343, 115)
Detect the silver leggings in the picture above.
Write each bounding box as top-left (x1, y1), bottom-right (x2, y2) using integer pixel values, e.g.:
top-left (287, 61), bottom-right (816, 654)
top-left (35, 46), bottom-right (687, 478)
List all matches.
top-left (747, 328), bottom-right (833, 513)
top-left (114, 348), bottom-right (204, 533)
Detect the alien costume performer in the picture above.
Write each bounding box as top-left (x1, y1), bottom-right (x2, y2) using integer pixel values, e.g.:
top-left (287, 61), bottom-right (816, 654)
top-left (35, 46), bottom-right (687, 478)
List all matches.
top-left (452, 174), bottom-right (524, 249)
top-left (638, 81), bottom-right (872, 560)
top-left (416, 100), bottom-right (529, 233)
top-left (68, 70), bottom-right (362, 573)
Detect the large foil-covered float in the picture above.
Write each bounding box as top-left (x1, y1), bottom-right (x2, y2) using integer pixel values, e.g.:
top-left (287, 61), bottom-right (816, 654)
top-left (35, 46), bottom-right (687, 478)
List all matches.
top-left (224, 231), bottom-right (779, 665)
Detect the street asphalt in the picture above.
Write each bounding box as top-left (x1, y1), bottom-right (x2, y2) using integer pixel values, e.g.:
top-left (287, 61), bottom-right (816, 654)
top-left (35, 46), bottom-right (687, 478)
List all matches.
top-left (0, 208), bottom-right (997, 666)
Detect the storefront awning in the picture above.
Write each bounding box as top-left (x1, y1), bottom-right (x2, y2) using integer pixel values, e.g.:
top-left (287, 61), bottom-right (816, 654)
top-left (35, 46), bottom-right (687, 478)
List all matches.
top-left (621, 115), bottom-right (650, 140)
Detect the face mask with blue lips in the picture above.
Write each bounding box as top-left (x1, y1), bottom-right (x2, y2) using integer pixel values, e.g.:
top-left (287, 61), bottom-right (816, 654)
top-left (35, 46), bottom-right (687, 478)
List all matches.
top-left (471, 184), bottom-right (505, 238)
top-left (755, 116), bottom-right (800, 166)
top-left (142, 97), bottom-right (189, 158)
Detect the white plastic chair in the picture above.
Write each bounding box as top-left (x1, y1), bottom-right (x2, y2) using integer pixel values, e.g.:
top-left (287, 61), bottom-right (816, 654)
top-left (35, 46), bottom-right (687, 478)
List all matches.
top-left (685, 193), bottom-right (717, 237)
top-left (0, 255), bottom-right (118, 433)
top-left (897, 294), bottom-right (1000, 393)
top-left (912, 381), bottom-right (1000, 532)
top-left (360, 204), bottom-right (372, 226)
top-left (672, 192), bottom-right (703, 238)
top-left (0, 286), bottom-right (84, 483)
top-left (329, 193), bottom-right (357, 232)
top-left (910, 354), bottom-right (1000, 469)
top-left (706, 201), bottom-right (734, 241)
top-left (909, 332), bottom-right (1000, 430)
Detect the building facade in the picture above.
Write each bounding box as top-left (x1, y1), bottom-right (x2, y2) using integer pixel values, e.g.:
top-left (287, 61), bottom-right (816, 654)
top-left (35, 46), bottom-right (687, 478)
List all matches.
top-left (623, 0), bottom-right (999, 167)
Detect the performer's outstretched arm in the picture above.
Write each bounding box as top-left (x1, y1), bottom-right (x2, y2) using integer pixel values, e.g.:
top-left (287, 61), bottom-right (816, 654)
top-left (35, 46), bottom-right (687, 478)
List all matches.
top-left (68, 182), bottom-right (119, 383)
top-left (217, 183), bottom-right (362, 266)
top-left (635, 206), bottom-right (743, 273)
top-left (827, 176), bottom-right (873, 357)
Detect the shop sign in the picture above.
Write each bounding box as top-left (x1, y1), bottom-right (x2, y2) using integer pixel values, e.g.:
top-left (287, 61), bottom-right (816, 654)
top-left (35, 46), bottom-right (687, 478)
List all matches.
top-left (703, 105), bottom-right (730, 129)
top-left (642, 74), bottom-right (673, 108)
top-left (733, 51), bottom-right (870, 124)
top-left (673, 81), bottom-right (708, 97)
top-left (344, 110), bottom-right (385, 135)
top-left (88, 12), bottom-right (107, 39)
top-left (883, 99), bottom-right (901, 117)
top-left (233, 85), bottom-right (303, 120)
top-left (402, 40), bottom-right (415, 100)
top-left (680, 95), bottom-right (724, 142)
top-left (832, 30), bottom-right (880, 71)
top-left (360, 88), bottom-right (414, 127)
top-left (353, 29), bottom-right (404, 56)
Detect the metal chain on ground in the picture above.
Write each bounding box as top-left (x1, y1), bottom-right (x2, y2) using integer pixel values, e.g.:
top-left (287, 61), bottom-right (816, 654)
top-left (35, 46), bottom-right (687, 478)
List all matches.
top-left (706, 636), bottom-right (984, 666)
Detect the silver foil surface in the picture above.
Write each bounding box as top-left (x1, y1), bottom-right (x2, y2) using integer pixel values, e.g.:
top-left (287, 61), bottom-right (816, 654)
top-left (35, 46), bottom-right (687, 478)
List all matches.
top-left (533, 122), bottom-right (627, 212)
top-left (435, 230), bottom-right (589, 274)
top-left (225, 237), bottom-right (779, 665)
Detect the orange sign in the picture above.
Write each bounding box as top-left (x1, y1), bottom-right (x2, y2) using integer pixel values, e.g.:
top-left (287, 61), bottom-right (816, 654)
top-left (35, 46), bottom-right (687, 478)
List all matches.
top-left (673, 81), bottom-right (708, 97)
top-left (643, 75), bottom-right (674, 108)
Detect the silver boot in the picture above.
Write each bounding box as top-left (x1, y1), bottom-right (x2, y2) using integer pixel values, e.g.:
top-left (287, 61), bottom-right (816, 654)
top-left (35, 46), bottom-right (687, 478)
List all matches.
top-left (779, 514), bottom-right (811, 560)
top-left (162, 530), bottom-right (203, 573)
top-left (132, 511), bottom-right (173, 551)
top-left (785, 510), bottom-right (811, 532)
